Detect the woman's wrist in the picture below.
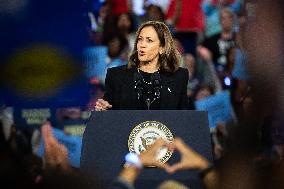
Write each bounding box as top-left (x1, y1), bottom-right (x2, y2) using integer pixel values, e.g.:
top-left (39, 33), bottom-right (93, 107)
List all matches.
top-left (125, 152), bottom-right (143, 169)
top-left (119, 152), bottom-right (143, 184)
top-left (119, 164), bottom-right (141, 184)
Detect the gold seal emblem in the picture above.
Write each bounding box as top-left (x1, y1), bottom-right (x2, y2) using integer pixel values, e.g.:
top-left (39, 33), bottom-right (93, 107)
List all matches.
top-left (128, 121), bottom-right (174, 164)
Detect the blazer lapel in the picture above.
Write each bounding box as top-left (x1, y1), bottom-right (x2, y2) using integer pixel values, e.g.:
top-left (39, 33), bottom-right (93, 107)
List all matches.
top-left (160, 73), bottom-right (175, 109)
top-left (120, 67), bottom-right (137, 108)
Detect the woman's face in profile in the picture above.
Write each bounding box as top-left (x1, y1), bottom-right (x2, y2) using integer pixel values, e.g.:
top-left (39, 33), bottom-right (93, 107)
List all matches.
top-left (137, 26), bottom-right (163, 65)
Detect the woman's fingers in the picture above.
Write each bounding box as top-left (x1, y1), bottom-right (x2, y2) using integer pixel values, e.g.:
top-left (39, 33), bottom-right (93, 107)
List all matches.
top-left (95, 99), bottom-right (112, 111)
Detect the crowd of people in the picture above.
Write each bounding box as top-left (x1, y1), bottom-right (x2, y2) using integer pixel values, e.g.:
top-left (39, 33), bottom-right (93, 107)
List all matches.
top-left (1, 0), bottom-right (284, 188)
top-left (86, 0), bottom-right (283, 161)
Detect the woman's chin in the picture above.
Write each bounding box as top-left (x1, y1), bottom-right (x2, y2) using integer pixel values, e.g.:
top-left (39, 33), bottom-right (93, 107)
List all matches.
top-left (139, 60), bottom-right (151, 64)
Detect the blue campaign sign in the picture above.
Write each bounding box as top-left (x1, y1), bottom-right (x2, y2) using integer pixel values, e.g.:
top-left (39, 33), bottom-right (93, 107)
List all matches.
top-left (37, 127), bottom-right (82, 168)
top-left (195, 90), bottom-right (233, 128)
top-left (0, 0), bottom-right (90, 108)
top-left (13, 106), bottom-right (90, 130)
top-left (13, 107), bottom-right (57, 130)
top-left (83, 46), bottom-right (127, 84)
top-left (106, 58), bottom-right (127, 70)
top-left (84, 46), bottom-right (108, 80)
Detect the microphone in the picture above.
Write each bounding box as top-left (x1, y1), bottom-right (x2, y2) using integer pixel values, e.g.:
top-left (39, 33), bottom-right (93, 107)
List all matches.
top-left (134, 72), bottom-right (143, 100)
top-left (151, 72), bottom-right (161, 98)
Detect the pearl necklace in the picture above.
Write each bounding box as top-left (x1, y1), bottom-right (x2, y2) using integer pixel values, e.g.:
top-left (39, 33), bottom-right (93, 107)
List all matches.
top-left (137, 68), bottom-right (153, 85)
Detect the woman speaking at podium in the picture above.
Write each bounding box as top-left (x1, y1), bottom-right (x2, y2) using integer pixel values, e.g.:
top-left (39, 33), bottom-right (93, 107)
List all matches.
top-left (95, 21), bottom-right (189, 110)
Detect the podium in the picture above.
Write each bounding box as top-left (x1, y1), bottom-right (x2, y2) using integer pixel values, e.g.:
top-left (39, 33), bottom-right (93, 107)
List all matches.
top-left (80, 110), bottom-right (212, 189)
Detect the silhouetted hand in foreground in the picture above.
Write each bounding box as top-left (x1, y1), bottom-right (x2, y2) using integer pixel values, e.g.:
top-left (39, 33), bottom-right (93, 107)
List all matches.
top-left (139, 138), bottom-right (171, 169)
top-left (41, 122), bottom-right (71, 172)
top-left (166, 137), bottom-right (209, 174)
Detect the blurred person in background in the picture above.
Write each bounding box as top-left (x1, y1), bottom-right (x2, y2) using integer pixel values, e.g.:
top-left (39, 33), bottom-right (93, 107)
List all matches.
top-left (116, 13), bottom-right (137, 51)
top-left (166, 0), bottom-right (204, 57)
top-left (198, 6), bottom-right (249, 121)
top-left (106, 0), bottom-right (130, 16)
top-left (87, 2), bottom-right (110, 45)
top-left (103, 11), bottom-right (137, 56)
top-left (183, 55), bottom-right (202, 98)
top-left (105, 34), bottom-right (129, 63)
top-left (140, 4), bottom-right (165, 23)
top-left (198, 8), bottom-right (238, 91)
top-left (202, 0), bottom-right (243, 38)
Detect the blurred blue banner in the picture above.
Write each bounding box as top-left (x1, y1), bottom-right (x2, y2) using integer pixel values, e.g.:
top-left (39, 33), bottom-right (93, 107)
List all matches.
top-left (37, 127), bottom-right (82, 168)
top-left (195, 90), bottom-right (233, 128)
top-left (84, 46), bottom-right (108, 80)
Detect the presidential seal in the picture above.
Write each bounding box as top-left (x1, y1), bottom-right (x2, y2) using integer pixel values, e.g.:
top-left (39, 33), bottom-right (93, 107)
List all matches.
top-left (128, 121), bottom-right (174, 164)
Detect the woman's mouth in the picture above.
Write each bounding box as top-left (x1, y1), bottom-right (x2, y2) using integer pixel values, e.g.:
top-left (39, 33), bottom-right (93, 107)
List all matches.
top-left (138, 51), bottom-right (145, 56)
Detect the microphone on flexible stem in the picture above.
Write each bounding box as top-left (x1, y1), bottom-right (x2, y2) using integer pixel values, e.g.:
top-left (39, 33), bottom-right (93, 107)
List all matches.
top-left (146, 98), bottom-right (151, 110)
top-left (151, 72), bottom-right (161, 98)
top-left (134, 72), bottom-right (143, 100)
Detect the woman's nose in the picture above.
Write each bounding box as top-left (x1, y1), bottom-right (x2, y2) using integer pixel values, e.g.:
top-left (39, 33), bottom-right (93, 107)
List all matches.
top-left (139, 40), bottom-right (146, 48)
